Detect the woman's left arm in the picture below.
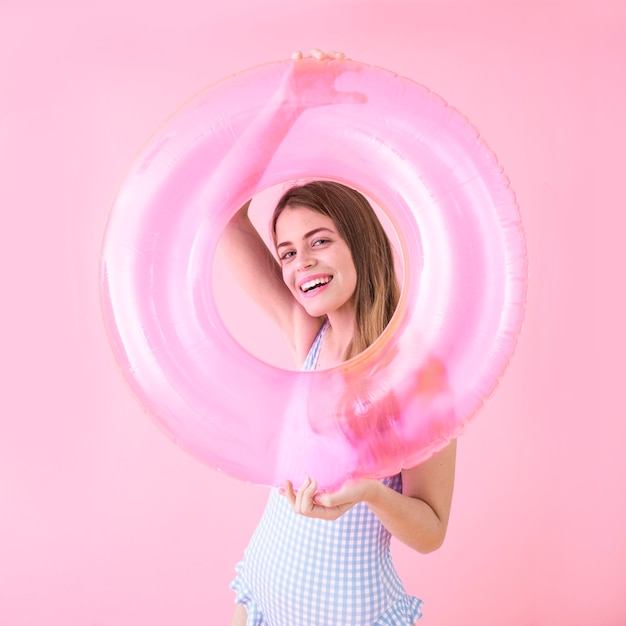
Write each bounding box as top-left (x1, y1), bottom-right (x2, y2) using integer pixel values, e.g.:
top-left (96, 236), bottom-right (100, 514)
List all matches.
top-left (283, 439), bottom-right (457, 554)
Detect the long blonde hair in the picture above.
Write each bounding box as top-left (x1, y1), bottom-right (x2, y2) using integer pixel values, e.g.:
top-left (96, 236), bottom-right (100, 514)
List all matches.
top-left (272, 181), bottom-right (400, 360)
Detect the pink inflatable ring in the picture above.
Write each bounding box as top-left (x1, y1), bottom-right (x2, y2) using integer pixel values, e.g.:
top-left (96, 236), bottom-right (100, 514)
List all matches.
top-left (100, 58), bottom-right (527, 489)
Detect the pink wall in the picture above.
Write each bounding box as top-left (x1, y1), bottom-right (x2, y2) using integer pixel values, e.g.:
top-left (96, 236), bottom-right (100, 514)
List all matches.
top-left (1, 1), bottom-right (625, 624)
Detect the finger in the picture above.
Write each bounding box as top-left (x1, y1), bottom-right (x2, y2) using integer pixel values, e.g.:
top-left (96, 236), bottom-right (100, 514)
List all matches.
top-left (298, 477), bottom-right (319, 514)
top-left (315, 479), bottom-right (360, 508)
top-left (302, 477), bottom-right (318, 513)
top-left (282, 480), bottom-right (296, 506)
top-left (291, 50), bottom-right (303, 60)
top-left (315, 488), bottom-right (347, 509)
top-left (293, 477), bottom-right (312, 513)
top-left (310, 48), bottom-right (324, 60)
top-left (315, 492), bottom-right (333, 508)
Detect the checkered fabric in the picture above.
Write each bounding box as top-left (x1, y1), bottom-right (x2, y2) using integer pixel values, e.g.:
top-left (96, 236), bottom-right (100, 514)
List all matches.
top-left (230, 321), bottom-right (423, 625)
top-left (301, 319), bottom-right (329, 371)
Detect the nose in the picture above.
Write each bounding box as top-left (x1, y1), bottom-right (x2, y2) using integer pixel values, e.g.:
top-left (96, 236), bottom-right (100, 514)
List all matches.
top-left (296, 249), bottom-right (316, 271)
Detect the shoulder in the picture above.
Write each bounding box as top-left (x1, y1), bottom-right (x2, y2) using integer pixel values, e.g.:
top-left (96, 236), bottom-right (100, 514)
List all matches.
top-left (292, 312), bottom-right (327, 365)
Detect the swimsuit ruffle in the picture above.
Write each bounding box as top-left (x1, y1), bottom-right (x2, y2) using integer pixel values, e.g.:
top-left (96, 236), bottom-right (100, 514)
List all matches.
top-left (372, 594), bottom-right (424, 625)
top-left (230, 561), bottom-right (265, 626)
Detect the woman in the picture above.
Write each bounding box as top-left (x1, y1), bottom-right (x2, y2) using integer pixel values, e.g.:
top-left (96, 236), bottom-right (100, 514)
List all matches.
top-left (222, 176), bottom-right (456, 625)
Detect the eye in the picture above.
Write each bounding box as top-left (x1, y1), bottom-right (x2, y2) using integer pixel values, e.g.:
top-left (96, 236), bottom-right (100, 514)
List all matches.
top-left (312, 238), bottom-right (330, 247)
top-left (280, 250), bottom-right (296, 261)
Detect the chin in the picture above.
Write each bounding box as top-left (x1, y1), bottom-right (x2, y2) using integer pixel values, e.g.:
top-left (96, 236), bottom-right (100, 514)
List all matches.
top-left (302, 304), bottom-right (327, 318)
top-left (299, 298), bottom-right (330, 318)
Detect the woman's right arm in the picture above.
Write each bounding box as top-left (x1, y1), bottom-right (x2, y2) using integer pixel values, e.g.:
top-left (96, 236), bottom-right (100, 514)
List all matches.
top-left (215, 51), bottom-right (366, 351)
top-left (217, 200), bottom-right (297, 333)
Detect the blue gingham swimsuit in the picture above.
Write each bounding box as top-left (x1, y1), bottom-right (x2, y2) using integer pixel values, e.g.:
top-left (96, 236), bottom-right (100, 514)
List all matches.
top-left (230, 321), bottom-right (423, 625)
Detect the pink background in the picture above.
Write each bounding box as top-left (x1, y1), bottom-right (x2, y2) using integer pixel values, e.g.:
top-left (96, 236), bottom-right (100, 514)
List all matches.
top-left (1, 1), bottom-right (625, 624)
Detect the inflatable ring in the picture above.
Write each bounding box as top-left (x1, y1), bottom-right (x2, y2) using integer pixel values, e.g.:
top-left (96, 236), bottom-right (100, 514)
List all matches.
top-left (100, 58), bottom-right (527, 490)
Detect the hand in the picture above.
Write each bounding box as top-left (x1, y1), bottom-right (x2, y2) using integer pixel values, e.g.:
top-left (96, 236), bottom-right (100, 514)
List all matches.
top-left (291, 49), bottom-right (346, 61)
top-left (282, 477), bottom-right (378, 521)
top-left (279, 48), bottom-right (367, 110)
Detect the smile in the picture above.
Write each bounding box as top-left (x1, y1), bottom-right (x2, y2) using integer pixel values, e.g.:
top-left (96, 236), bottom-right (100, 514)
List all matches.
top-left (300, 275), bottom-right (333, 293)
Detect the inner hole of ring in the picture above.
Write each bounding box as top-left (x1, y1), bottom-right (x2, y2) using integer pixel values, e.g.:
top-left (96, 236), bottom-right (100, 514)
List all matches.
top-left (212, 180), bottom-right (406, 371)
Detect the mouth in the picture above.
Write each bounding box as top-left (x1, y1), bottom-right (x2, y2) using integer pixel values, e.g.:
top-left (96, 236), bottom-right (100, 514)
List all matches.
top-left (299, 275), bottom-right (333, 294)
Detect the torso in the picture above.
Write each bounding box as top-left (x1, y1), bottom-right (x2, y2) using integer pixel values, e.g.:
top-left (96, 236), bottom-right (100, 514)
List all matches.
top-left (230, 321), bottom-right (423, 625)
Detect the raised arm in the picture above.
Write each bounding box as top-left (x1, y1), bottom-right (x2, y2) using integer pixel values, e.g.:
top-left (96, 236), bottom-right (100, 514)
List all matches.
top-left (217, 200), bottom-right (298, 336)
top-left (214, 51), bottom-right (366, 354)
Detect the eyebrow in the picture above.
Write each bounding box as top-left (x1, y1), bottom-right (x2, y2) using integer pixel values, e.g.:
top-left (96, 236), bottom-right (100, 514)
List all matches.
top-left (276, 227), bottom-right (334, 250)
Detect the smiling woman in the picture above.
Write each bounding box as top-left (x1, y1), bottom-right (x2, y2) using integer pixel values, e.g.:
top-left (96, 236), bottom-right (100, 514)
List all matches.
top-left (222, 176), bottom-right (446, 626)
top-left (100, 49), bottom-right (525, 626)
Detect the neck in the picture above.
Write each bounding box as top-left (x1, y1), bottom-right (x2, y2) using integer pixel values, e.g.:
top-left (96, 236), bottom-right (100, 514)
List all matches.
top-left (319, 310), bottom-right (356, 367)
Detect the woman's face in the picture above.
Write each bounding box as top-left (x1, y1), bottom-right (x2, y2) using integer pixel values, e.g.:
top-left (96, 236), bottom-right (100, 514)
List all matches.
top-left (274, 205), bottom-right (358, 319)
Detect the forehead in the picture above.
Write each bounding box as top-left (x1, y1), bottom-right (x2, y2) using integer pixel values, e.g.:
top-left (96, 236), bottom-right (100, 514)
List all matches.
top-left (274, 205), bottom-right (337, 240)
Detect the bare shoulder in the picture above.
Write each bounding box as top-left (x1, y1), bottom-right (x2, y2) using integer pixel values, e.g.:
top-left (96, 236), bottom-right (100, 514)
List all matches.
top-left (291, 310), bottom-right (327, 365)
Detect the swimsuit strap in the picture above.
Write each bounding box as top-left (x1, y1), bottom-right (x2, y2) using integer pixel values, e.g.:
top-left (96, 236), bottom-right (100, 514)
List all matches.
top-left (301, 319), bottom-right (330, 371)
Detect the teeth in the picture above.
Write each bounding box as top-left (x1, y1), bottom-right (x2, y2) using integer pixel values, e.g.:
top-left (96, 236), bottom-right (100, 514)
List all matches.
top-left (301, 276), bottom-right (331, 292)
